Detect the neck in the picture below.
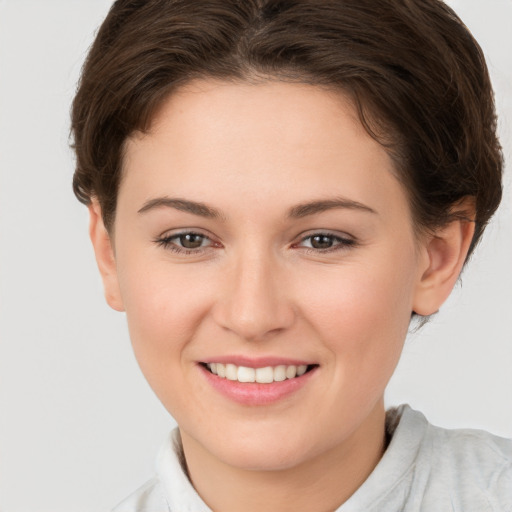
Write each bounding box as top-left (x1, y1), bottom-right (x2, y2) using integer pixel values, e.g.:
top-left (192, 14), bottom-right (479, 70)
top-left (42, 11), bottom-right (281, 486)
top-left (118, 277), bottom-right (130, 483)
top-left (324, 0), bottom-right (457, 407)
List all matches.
top-left (180, 403), bottom-right (387, 512)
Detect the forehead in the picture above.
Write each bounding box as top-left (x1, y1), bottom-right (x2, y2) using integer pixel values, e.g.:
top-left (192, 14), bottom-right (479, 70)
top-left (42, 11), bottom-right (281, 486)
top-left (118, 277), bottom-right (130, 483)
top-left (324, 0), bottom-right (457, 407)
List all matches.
top-left (121, 79), bottom-right (411, 223)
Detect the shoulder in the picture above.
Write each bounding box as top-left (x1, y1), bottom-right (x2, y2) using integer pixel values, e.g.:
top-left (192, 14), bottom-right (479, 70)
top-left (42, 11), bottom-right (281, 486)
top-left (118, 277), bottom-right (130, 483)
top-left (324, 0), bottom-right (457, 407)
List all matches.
top-left (395, 405), bottom-right (512, 510)
top-left (111, 478), bottom-right (168, 512)
top-left (426, 414), bottom-right (512, 497)
top-left (389, 404), bottom-right (512, 459)
top-left (110, 427), bottom-right (211, 512)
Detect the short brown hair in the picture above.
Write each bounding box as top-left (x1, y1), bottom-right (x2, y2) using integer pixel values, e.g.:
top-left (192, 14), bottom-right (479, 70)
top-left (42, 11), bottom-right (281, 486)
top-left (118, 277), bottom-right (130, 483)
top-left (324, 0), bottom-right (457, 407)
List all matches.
top-left (71, 0), bottom-right (503, 258)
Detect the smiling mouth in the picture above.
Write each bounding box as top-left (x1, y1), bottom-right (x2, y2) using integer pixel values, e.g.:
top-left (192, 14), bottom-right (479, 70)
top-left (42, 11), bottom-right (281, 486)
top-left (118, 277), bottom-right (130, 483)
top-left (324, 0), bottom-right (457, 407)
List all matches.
top-left (202, 363), bottom-right (317, 384)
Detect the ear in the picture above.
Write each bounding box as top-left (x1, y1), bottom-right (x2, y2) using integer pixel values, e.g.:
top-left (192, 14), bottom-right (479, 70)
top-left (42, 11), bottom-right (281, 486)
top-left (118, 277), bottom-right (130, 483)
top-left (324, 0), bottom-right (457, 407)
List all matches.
top-left (88, 200), bottom-right (125, 312)
top-left (413, 199), bottom-right (476, 316)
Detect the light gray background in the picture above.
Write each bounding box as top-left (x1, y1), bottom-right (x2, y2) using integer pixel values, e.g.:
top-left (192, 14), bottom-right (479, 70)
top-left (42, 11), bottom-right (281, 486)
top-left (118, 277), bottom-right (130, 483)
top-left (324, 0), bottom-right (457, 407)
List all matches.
top-left (0, 1), bottom-right (510, 511)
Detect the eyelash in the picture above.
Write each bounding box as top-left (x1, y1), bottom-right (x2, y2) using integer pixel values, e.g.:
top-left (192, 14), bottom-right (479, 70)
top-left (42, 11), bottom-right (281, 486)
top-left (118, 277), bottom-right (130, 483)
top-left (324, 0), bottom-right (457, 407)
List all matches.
top-left (295, 232), bottom-right (357, 254)
top-left (154, 231), bottom-right (215, 255)
top-left (154, 231), bottom-right (357, 255)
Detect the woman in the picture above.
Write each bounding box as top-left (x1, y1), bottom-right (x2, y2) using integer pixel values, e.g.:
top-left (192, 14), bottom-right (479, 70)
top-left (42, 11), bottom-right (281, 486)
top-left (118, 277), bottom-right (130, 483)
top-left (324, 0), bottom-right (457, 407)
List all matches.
top-left (71, 0), bottom-right (510, 510)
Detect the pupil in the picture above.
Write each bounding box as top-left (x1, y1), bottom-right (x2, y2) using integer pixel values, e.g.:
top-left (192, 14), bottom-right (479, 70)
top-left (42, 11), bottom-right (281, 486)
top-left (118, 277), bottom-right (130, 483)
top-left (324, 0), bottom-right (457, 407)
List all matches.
top-left (180, 233), bottom-right (203, 249)
top-left (311, 235), bottom-right (333, 249)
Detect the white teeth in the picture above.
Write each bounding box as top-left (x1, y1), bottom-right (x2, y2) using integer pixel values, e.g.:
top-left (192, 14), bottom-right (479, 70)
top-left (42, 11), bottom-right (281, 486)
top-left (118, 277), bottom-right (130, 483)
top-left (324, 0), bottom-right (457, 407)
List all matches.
top-left (216, 363), bottom-right (226, 378)
top-left (273, 365), bottom-right (286, 382)
top-left (237, 366), bottom-right (256, 383)
top-left (207, 363), bottom-right (310, 383)
top-left (286, 365), bottom-right (297, 379)
top-left (225, 364), bottom-right (238, 381)
top-left (255, 366), bottom-right (274, 383)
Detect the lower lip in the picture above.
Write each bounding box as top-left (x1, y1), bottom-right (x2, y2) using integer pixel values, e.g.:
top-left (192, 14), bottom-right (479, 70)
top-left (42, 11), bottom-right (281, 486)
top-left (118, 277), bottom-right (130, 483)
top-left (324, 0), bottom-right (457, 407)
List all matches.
top-left (199, 365), bottom-right (317, 406)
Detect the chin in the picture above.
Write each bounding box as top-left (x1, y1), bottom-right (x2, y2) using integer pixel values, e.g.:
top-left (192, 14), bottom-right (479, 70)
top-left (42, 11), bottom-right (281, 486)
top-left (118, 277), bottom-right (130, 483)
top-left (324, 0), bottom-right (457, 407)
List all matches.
top-left (203, 423), bottom-right (325, 472)
top-left (217, 442), bottom-right (313, 472)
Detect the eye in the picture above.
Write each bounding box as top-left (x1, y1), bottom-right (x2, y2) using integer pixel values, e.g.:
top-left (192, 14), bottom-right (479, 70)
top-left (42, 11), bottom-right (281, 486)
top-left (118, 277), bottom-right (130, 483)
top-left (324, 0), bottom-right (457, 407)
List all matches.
top-left (306, 234), bottom-right (337, 249)
top-left (155, 231), bottom-right (216, 253)
top-left (297, 232), bottom-right (356, 252)
top-left (175, 233), bottom-right (209, 249)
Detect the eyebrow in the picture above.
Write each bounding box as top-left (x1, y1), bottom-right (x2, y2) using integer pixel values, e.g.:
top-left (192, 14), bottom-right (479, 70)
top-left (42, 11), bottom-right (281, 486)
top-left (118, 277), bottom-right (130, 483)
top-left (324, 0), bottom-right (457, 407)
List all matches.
top-left (137, 197), bottom-right (224, 219)
top-left (287, 197), bottom-right (377, 218)
top-left (137, 196), bottom-right (377, 220)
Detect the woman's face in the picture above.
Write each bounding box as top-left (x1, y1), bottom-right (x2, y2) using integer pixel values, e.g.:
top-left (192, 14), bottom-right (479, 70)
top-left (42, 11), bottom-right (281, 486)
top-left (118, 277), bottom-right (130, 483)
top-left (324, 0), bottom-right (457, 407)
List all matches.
top-left (104, 80), bottom-right (430, 471)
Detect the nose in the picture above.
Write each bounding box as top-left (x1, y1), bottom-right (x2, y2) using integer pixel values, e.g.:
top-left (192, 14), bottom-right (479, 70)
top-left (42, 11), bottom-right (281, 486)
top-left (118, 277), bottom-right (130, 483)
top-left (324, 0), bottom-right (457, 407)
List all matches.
top-left (212, 249), bottom-right (296, 341)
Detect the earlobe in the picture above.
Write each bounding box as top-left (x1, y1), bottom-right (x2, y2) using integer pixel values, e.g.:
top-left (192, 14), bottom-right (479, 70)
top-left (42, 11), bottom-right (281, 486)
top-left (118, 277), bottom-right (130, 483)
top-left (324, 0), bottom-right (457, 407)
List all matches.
top-left (88, 200), bottom-right (125, 312)
top-left (413, 203), bottom-right (476, 316)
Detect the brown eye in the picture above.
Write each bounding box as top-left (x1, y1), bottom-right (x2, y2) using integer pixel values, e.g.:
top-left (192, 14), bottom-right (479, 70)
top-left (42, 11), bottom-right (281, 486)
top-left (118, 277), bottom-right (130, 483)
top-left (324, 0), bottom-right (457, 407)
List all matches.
top-left (155, 230), bottom-right (217, 253)
top-left (310, 234), bottom-right (335, 249)
top-left (297, 232), bottom-right (356, 253)
top-left (179, 233), bottom-right (206, 249)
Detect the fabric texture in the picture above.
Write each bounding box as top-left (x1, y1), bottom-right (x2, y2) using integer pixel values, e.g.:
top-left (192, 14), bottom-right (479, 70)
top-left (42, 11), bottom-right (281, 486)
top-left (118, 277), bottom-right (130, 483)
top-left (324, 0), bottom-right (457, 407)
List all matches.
top-left (111, 405), bottom-right (512, 512)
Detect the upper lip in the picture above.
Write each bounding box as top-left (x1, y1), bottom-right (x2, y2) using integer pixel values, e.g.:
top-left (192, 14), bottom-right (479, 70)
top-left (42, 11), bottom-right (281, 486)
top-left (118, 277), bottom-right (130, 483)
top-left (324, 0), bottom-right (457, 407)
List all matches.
top-left (200, 355), bottom-right (315, 368)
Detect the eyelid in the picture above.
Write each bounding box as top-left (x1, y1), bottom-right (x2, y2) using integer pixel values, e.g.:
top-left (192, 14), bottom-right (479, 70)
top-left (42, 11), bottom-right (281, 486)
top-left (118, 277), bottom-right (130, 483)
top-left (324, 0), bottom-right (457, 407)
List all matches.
top-left (293, 230), bottom-right (357, 252)
top-left (155, 226), bottom-right (217, 242)
top-left (296, 228), bottom-right (354, 242)
top-left (154, 228), bottom-right (221, 254)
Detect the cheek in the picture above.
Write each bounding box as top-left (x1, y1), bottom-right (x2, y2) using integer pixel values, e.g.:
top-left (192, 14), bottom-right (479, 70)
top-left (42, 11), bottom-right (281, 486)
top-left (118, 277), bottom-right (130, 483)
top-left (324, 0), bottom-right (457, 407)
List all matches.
top-left (297, 258), bottom-right (415, 389)
top-left (116, 258), bottom-right (215, 380)
top-left (301, 262), bottom-right (413, 331)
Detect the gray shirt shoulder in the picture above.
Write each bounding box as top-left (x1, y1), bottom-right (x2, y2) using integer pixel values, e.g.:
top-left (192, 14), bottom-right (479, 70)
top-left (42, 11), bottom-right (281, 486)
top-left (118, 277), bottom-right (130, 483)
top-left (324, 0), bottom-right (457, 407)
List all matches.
top-left (341, 405), bottom-right (512, 511)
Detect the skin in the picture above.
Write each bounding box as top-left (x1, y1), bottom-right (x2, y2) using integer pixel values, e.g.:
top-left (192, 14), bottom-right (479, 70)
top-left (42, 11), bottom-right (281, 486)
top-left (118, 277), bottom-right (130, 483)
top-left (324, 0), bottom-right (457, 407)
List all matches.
top-left (89, 80), bottom-right (474, 512)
